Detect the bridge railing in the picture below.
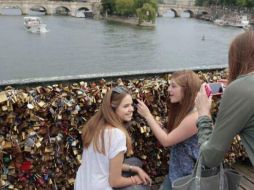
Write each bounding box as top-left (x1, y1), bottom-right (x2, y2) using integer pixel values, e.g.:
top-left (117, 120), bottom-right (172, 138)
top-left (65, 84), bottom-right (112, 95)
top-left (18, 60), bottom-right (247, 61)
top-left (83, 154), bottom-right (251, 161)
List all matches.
top-left (159, 4), bottom-right (210, 11)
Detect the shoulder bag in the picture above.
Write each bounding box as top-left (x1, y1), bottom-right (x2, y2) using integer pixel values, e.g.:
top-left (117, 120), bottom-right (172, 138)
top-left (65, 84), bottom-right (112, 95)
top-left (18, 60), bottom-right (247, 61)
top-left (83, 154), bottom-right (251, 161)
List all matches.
top-left (172, 155), bottom-right (242, 190)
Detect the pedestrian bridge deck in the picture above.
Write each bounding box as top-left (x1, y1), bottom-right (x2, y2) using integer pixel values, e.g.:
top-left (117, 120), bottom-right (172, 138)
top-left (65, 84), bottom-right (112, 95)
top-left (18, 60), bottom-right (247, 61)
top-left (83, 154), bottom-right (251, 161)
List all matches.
top-left (233, 160), bottom-right (254, 190)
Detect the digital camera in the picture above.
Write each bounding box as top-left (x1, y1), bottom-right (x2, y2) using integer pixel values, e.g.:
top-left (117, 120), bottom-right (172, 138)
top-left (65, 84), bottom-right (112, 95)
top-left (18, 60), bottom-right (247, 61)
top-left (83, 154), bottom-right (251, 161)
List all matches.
top-left (205, 83), bottom-right (225, 97)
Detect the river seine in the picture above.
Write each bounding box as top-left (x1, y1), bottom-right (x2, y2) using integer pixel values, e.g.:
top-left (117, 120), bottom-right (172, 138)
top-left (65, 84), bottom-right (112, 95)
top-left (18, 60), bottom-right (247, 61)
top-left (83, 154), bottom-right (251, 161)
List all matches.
top-left (0, 14), bottom-right (242, 84)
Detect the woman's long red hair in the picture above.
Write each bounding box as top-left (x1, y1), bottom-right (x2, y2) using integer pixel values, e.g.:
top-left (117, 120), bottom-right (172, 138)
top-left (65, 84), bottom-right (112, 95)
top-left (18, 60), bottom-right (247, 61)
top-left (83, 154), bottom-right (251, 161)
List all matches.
top-left (167, 70), bottom-right (201, 132)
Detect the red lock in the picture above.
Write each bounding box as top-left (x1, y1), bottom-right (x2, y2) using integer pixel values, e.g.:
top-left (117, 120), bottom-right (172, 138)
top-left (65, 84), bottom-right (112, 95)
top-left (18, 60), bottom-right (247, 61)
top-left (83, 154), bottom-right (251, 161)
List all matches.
top-left (20, 161), bottom-right (32, 172)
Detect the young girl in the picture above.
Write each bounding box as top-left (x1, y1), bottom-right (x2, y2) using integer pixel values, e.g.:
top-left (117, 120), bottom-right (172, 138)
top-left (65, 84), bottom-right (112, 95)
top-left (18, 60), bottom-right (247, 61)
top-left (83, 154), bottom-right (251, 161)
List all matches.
top-left (137, 70), bottom-right (201, 190)
top-left (75, 85), bottom-right (151, 190)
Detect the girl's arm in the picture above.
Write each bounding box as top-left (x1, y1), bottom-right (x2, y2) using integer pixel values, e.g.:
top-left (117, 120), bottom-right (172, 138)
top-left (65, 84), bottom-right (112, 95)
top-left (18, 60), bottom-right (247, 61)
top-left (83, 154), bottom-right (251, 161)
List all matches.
top-left (137, 100), bottom-right (198, 147)
top-left (122, 163), bottom-right (152, 185)
top-left (109, 151), bottom-right (143, 187)
top-left (196, 82), bottom-right (253, 168)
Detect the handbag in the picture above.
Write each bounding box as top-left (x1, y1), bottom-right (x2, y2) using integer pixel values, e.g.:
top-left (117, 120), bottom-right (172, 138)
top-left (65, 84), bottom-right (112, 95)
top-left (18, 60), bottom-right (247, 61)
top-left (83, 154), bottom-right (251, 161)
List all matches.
top-left (172, 155), bottom-right (242, 190)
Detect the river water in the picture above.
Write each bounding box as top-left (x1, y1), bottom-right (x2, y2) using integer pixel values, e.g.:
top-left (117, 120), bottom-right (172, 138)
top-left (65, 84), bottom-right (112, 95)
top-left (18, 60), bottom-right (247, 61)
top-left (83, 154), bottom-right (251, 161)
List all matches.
top-left (0, 12), bottom-right (243, 85)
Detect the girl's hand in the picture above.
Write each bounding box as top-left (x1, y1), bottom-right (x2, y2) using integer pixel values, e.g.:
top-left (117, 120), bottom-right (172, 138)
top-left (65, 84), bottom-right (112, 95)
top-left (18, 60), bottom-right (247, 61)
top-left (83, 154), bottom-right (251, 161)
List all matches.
top-left (195, 83), bottom-right (212, 117)
top-left (132, 175), bottom-right (143, 185)
top-left (217, 79), bottom-right (228, 87)
top-left (137, 100), bottom-right (152, 119)
top-left (134, 167), bottom-right (152, 185)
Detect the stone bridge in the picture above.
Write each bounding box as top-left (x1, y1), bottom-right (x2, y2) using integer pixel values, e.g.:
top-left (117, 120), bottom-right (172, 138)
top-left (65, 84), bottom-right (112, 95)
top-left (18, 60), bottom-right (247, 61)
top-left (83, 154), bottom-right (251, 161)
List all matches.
top-left (158, 3), bottom-right (211, 17)
top-left (0, 0), bottom-right (211, 18)
top-left (0, 0), bottom-right (101, 16)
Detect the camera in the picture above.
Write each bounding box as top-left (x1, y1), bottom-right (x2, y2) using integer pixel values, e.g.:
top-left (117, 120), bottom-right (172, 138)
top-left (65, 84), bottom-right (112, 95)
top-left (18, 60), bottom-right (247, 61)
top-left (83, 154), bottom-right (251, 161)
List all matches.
top-left (205, 83), bottom-right (225, 97)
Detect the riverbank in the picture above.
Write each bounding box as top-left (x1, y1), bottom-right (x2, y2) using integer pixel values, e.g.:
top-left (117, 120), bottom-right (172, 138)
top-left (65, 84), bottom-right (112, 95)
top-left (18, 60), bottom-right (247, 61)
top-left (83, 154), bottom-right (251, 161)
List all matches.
top-left (105, 15), bottom-right (155, 27)
top-left (197, 6), bottom-right (254, 27)
top-left (0, 69), bottom-right (248, 189)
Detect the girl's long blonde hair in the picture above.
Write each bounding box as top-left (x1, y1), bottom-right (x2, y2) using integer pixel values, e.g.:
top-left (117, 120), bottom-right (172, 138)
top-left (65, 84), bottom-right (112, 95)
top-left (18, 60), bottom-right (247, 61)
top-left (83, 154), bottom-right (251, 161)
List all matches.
top-left (167, 70), bottom-right (201, 132)
top-left (82, 87), bottom-right (133, 155)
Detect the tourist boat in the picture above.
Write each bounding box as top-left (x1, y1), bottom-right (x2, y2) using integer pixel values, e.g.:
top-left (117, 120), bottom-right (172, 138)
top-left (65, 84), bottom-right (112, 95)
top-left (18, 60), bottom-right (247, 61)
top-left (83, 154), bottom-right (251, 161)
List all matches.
top-left (214, 15), bottom-right (250, 28)
top-left (227, 15), bottom-right (250, 28)
top-left (243, 24), bottom-right (252, 31)
top-left (74, 10), bottom-right (93, 18)
top-left (24, 16), bottom-right (48, 33)
top-left (214, 18), bottom-right (227, 26)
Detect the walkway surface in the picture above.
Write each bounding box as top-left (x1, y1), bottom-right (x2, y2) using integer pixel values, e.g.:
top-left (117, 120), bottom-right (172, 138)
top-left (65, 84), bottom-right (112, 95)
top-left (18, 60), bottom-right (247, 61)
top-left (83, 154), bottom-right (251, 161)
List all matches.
top-left (233, 161), bottom-right (254, 190)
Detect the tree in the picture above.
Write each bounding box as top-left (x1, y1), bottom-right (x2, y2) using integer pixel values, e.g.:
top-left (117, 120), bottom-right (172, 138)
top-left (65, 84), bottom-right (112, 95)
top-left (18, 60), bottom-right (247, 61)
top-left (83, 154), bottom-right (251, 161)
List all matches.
top-left (136, 3), bottom-right (156, 24)
top-left (237, 0), bottom-right (254, 7)
top-left (101, 0), bottom-right (116, 15)
top-left (102, 0), bottom-right (158, 22)
top-left (149, 0), bottom-right (158, 11)
top-left (115, 0), bottom-right (135, 16)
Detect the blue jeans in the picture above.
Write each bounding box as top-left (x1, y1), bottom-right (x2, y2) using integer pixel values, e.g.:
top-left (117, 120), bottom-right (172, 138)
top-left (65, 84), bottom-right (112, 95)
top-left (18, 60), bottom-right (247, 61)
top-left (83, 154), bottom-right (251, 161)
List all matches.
top-left (159, 175), bottom-right (172, 190)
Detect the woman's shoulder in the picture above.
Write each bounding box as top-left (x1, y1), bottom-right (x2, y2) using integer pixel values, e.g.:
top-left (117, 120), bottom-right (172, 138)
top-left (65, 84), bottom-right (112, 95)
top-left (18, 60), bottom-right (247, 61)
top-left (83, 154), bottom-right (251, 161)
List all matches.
top-left (184, 110), bottom-right (199, 122)
top-left (225, 74), bottom-right (254, 98)
top-left (105, 126), bottom-right (125, 136)
top-left (178, 110), bottom-right (199, 130)
top-left (230, 73), bottom-right (254, 88)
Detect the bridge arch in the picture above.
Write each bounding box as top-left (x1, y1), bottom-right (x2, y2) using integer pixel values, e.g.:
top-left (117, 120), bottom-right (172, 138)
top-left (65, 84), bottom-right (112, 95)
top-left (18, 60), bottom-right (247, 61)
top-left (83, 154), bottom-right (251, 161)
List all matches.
top-left (158, 4), bottom-right (211, 18)
top-left (30, 5), bottom-right (47, 15)
top-left (201, 11), bottom-right (209, 15)
top-left (55, 6), bottom-right (70, 15)
top-left (78, 7), bottom-right (90, 11)
top-left (172, 9), bottom-right (180, 17)
top-left (0, 1), bottom-right (97, 16)
top-left (164, 9), bottom-right (179, 17)
top-left (182, 10), bottom-right (194, 17)
top-left (0, 6), bottom-right (22, 15)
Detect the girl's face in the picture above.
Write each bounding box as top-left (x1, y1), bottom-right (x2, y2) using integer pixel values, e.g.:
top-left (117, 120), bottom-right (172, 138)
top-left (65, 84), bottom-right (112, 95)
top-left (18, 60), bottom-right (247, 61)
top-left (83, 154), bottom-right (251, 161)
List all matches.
top-left (115, 94), bottom-right (134, 122)
top-left (168, 79), bottom-right (184, 103)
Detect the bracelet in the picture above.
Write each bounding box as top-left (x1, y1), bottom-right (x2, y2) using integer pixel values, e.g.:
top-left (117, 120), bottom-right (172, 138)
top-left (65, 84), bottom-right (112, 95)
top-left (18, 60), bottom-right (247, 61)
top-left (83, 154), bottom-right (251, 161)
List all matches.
top-left (130, 176), bottom-right (136, 184)
top-left (129, 165), bottom-right (133, 172)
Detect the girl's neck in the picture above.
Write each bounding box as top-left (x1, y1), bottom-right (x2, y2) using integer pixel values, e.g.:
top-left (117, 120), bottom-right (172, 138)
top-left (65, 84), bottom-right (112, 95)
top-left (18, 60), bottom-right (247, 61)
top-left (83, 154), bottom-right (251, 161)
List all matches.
top-left (189, 107), bottom-right (197, 114)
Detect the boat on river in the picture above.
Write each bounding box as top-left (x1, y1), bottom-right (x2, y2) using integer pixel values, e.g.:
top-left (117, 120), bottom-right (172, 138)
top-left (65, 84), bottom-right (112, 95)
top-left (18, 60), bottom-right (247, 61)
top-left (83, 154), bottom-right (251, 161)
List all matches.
top-left (214, 15), bottom-right (250, 28)
top-left (243, 24), bottom-right (252, 31)
top-left (214, 18), bottom-right (227, 26)
top-left (24, 16), bottom-right (48, 33)
top-left (74, 10), bottom-right (93, 18)
top-left (227, 15), bottom-right (249, 28)
top-left (236, 15), bottom-right (250, 28)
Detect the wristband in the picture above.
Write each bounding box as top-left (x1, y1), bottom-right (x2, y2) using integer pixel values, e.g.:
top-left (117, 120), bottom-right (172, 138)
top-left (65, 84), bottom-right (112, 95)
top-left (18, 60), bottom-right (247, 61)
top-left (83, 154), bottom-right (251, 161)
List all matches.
top-left (130, 176), bottom-right (136, 184)
top-left (129, 165), bottom-right (133, 172)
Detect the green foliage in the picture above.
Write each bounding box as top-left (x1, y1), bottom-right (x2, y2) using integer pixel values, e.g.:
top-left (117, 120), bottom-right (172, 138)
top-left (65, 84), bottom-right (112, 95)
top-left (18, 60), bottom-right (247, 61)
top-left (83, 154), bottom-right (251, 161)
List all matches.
top-left (134, 0), bottom-right (145, 9)
top-left (195, 0), bottom-right (204, 6)
top-left (149, 0), bottom-right (158, 11)
top-left (136, 3), bottom-right (156, 24)
top-left (102, 0), bottom-right (158, 22)
top-left (237, 0), bottom-right (254, 7)
top-left (115, 0), bottom-right (135, 16)
top-left (101, 0), bottom-right (116, 14)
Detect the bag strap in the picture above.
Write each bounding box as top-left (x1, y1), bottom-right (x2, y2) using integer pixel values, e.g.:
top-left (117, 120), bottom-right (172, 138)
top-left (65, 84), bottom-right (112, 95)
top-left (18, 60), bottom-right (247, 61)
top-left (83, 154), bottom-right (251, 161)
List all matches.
top-left (219, 164), bottom-right (224, 190)
top-left (194, 154), bottom-right (225, 190)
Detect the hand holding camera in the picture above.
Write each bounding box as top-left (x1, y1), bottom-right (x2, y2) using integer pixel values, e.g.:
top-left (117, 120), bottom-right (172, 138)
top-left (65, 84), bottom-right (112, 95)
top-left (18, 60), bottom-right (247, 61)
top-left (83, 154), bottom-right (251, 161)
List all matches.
top-left (205, 82), bottom-right (225, 97)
